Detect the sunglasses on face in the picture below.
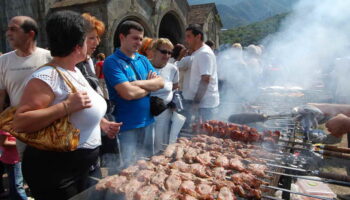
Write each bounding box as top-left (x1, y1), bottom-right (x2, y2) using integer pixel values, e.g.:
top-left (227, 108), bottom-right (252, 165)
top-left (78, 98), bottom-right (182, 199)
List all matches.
top-left (157, 48), bottom-right (172, 55)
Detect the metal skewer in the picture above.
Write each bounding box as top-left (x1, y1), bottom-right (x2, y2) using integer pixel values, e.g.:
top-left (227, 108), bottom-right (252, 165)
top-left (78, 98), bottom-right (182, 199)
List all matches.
top-left (261, 185), bottom-right (334, 200)
top-left (266, 170), bottom-right (350, 187)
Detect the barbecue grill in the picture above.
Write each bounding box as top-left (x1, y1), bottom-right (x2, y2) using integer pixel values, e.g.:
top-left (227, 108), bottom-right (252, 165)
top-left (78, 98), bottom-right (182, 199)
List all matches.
top-left (69, 87), bottom-right (349, 200)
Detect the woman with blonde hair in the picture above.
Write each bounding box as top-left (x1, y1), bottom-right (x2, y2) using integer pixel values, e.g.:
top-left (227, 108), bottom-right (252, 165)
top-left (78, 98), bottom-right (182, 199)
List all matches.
top-left (150, 38), bottom-right (181, 153)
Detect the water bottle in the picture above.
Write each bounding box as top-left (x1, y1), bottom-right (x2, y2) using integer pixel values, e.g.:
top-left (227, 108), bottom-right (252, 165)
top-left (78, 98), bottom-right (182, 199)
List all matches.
top-left (173, 91), bottom-right (183, 112)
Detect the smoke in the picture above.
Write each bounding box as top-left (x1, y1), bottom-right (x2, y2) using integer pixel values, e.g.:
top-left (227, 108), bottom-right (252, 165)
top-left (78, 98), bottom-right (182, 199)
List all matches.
top-left (262, 0), bottom-right (350, 90)
top-left (216, 0), bottom-right (350, 120)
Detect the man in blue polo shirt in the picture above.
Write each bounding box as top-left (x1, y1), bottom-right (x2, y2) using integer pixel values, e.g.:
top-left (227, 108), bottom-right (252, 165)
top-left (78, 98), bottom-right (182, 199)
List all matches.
top-left (103, 21), bottom-right (164, 167)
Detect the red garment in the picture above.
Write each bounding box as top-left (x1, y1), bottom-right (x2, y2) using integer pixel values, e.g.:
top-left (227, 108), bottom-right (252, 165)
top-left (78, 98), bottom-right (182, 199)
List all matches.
top-left (96, 61), bottom-right (104, 79)
top-left (0, 130), bottom-right (19, 164)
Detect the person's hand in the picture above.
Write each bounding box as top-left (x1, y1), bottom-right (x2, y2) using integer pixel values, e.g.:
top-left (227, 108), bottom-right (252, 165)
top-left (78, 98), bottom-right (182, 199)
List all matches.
top-left (64, 91), bottom-right (91, 113)
top-left (326, 114), bottom-right (350, 138)
top-left (147, 71), bottom-right (158, 80)
top-left (100, 118), bottom-right (123, 139)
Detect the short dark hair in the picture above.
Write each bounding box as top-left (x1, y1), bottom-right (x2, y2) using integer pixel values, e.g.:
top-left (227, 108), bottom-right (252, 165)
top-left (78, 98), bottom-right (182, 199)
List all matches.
top-left (46, 10), bottom-right (91, 57)
top-left (186, 24), bottom-right (204, 41)
top-left (205, 40), bottom-right (215, 48)
top-left (20, 18), bottom-right (39, 41)
top-left (172, 44), bottom-right (185, 59)
top-left (118, 20), bottom-right (144, 37)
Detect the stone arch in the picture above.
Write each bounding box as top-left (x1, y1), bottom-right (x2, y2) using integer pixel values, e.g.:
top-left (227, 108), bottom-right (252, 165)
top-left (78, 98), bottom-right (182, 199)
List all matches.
top-left (158, 10), bottom-right (185, 45)
top-left (111, 14), bottom-right (153, 50)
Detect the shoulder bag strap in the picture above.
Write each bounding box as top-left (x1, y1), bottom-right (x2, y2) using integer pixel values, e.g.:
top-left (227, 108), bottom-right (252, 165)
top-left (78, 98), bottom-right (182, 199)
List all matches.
top-left (53, 67), bottom-right (78, 93)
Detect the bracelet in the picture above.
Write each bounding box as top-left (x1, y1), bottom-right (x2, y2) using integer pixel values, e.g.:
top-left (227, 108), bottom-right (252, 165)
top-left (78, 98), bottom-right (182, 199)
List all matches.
top-left (62, 101), bottom-right (69, 115)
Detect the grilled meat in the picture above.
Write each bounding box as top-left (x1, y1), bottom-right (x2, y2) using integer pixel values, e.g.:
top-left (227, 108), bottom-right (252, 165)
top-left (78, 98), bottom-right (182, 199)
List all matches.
top-left (134, 185), bottom-right (159, 200)
top-left (218, 187), bottom-right (236, 200)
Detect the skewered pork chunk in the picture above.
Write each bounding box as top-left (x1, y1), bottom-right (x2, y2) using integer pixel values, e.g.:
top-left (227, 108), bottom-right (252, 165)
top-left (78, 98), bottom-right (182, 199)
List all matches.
top-left (175, 146), bottom-right (185, 160)
top-left (212, 167), bottom-right (227, 180)
top-left (248, 163), bottom-right (268, 178)
top-left (159, 191), bottom-right (180, 200)
top-left (179, 180), bottom-right (197, 197)
top-left (136, 169), bottom-right (156, 182)
top-left (120, 165), bottom-right (139, 177)
top-left (231, 172), bottom-right (264, 189)
top-left (214, 155), bottom-right (229, 168)
top-left (190, 163), bottom-right (210, 178)
top-left (229, 158), bottom-right (246, 172)
top-left (165, 174), bottom-right (182, 192)
top-left (218, 187), bottom-right (236, 200)
top-left (136, 160), bottom-right (155, 170)
top-left (164, 143), bottom-right (179, 158)
top-left (181, 195), bottom-right (198, 200)
top-left (151, 155), bottom-right (170, 166)
top-left (150, 171), bottom-right (168, 190)
top-left (171, 160), bottom-right (190, 173)
top-left (134, 184), bottom-right (159, 200)
top-left (196, 183), bottom-right (214, 199)
top-left (183, 147), bottom-right (199, 163)
top-left (120, 178), bottom-right (145, 199)
top-left (195, 152), bottom-right (213, 166)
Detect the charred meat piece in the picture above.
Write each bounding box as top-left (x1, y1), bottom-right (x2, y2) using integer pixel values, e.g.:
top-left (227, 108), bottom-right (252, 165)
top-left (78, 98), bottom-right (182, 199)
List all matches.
top-left (164, 143), bottom-right (179, 158)
top-left (151, 172), bottom-right (168, 190)
top-left (105, 175), bottom-right (128, 194)
top-left (183, 147), bottom-right (199, 163)
top-left (159, 191), bottom-right (180, 200)
top-left (212, 167), bottom-right (227, 180)
top-left (151, 155), bottom-right (170, 166)
top-left (181, 195), bottom-right (198, 200)
top-left (134, 184), bottom-right (159, 200)
top-left (175, 146), bottom-right (185, 160)
top-left (195, 152), bottom-right (213, 166)
top-left (190, 163), bottom-right (210, 178)
top-left (120, 178), bottom-right (144, 199)
top-left (171, 160), bottom-right (190, 173)
top-left (95, 175), bottom-right (115, 191)
top-left (196, 183), bottom-right (214, 199)
top-left (248, 164), bottom-right (268, 178)
top-left (231, 172), bottom-right (264, 189)
top-left (179, 180), bottom-right (197, 197)
top-left (136, 169), bottom-right (156, 182)
top-left (218, 187), bottom-right (236, 200)
top-left (229, 158), bottom-right (246, 172)
top-left (207, 136), bottom-right (223, 145)
top-left (150, 171), bottom-right (168, 190)
top-left (214, 155), bottom-right (229, 168)
top-left (136, 160), bottom-right (155, 170)
top-left (165, 174), bottom-right (182, 192)
top-left (178, 137), bottom-right (191, 145)
top-left (120, 165), bottom-right (139, 177)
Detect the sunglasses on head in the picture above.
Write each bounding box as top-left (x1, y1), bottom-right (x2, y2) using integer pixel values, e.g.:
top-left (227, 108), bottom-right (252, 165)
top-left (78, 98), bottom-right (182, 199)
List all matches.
top-left (157, 48), bottom-right (172, 55)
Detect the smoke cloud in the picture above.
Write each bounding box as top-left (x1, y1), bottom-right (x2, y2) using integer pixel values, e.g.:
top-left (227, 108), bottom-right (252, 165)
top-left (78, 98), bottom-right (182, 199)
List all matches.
top-left (216, 0), bottom-right (350, 121)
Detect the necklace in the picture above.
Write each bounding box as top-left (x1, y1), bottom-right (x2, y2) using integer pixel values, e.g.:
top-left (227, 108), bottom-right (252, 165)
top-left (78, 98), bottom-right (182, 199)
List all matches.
top-left (63, 69), bottom-right (87, 87)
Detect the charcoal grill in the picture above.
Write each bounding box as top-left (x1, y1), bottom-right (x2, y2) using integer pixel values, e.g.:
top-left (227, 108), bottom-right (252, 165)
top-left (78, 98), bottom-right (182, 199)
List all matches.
top-left (69, 87), bottom-right (347, 200)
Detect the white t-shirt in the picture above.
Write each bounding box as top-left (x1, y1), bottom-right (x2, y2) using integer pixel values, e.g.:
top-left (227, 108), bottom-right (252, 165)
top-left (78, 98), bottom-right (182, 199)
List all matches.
top-left (0, 48), bottom-right (52, 106)
top-left (182, 45), bottom-right (220, 108)
top-left (175, 56), bottom-right (193, 91)
top-left (31, 66), bottom-right (107, 149)
top-left (152, 63), bottom-right (179, 104)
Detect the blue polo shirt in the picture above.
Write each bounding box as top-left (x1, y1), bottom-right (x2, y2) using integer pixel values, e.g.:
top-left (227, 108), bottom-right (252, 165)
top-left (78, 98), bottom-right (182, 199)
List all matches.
top-left (103, 49), bottom-right (155, 132)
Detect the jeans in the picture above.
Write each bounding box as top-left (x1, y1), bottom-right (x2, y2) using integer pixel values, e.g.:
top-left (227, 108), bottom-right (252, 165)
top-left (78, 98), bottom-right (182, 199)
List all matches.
top-left (4, 162), bottom-right (27, 200)
top-left (118, 124), bottom-right (155, 168)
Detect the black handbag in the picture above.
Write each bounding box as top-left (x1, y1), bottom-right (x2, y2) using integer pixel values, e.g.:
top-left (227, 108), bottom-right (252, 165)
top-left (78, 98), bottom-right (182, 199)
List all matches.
top-left (128, 61), bottom-right (167, 116)
top-left (150, 96), bottom-right (168, 116)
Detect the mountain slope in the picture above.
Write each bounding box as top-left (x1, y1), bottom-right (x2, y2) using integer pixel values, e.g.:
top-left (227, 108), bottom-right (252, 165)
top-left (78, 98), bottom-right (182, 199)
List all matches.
top-left (220, 13), bottom-right (289, 46)
top-left (188, 0), bottom-right (295, 29)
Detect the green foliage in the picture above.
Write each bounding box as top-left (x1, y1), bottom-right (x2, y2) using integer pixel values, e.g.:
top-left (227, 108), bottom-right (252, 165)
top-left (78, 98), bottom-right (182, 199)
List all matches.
top-left (220, 13), bottom-right (288, 46)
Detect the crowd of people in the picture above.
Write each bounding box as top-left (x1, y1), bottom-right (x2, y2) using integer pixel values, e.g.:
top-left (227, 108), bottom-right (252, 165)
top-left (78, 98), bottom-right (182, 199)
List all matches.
top-left (0, 8), bottom-right (350, 200)
top-left (0, 9), bottom-right (220, 200)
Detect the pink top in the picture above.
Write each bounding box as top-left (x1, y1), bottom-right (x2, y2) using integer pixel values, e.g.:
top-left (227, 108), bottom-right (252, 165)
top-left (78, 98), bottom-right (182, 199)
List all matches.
top-left (0, 130), bottom-right (19, 164)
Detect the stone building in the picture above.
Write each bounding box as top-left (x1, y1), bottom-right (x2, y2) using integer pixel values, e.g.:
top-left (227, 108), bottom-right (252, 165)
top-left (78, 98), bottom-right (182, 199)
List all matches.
top-left (0, 0), bottom-right (222, 55)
